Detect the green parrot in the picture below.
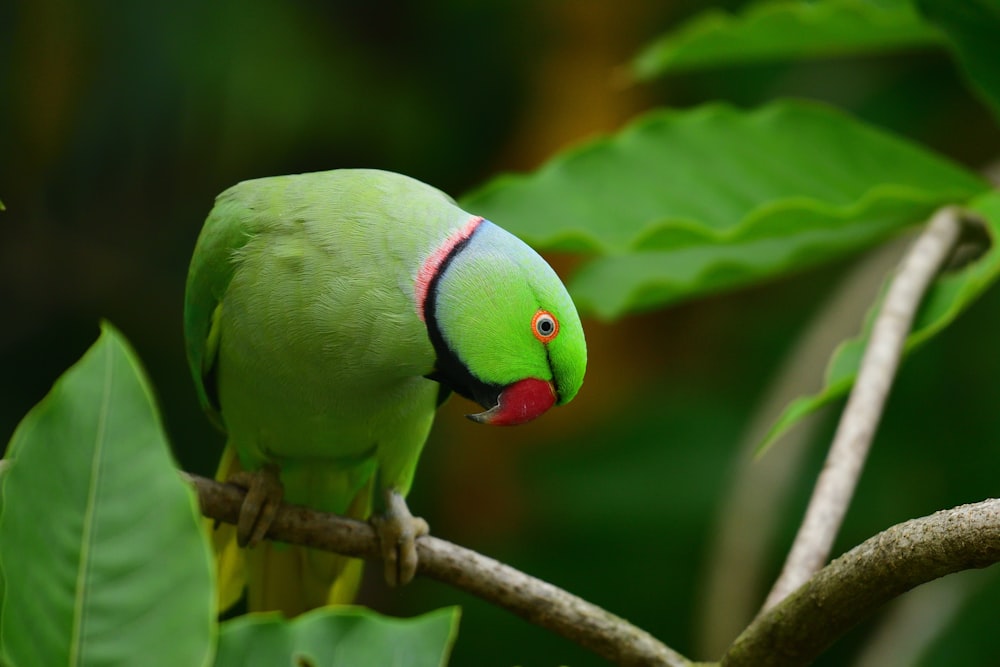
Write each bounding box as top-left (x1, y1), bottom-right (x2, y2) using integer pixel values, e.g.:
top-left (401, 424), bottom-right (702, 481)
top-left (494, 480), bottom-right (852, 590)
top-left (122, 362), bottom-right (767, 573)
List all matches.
top-left (184, 169), bottom-right (586, 616)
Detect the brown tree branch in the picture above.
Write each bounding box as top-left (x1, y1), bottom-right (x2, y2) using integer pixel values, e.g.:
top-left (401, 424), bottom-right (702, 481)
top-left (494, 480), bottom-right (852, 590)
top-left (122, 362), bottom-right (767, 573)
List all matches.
top-left (722, 499), bottom-right (1000, 666)
top-left (185, 472), bottom-right (1000, 667)
top-left (181, 472), bottom-right (692, 667)
top-left (763, 206), bottom-right (965, 609)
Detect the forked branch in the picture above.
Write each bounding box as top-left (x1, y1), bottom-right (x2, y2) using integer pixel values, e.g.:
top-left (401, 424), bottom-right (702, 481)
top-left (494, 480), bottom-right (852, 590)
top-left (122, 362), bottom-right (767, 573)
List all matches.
top-left (184, 207), bottom-right (987, 666)
top-left (724, 499), bottom-right (1000, 666)
top-left (185, 472), bottom-right (1000, 667)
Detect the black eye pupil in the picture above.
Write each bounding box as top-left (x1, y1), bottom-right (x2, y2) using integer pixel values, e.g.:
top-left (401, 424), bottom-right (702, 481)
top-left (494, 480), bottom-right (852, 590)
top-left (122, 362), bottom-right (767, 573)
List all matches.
top-left (538, 319), bottom-right (553, 334)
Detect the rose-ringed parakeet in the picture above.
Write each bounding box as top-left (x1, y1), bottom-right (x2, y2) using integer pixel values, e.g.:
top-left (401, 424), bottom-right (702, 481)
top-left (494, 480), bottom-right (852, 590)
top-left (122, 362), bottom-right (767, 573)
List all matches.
top-left (184, 169), bottom-right (586, 616)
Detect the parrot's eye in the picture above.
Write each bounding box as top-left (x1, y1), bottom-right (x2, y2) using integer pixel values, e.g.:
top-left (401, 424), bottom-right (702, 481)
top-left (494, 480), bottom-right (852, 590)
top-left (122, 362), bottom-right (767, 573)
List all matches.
top-left (531, 310), bottom-right (559, 343)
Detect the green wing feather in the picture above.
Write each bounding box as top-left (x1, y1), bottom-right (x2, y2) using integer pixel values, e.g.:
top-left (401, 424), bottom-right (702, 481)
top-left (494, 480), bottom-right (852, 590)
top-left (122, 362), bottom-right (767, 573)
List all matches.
top-left (184, 188), bottom-right (256, 430)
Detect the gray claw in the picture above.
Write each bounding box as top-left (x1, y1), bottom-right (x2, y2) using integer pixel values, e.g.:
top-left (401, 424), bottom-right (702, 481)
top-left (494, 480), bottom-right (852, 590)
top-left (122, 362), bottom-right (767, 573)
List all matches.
top-left (228, 464), bottom-right (284, 548)
top-left (372, 489), bottom-right (429, 586)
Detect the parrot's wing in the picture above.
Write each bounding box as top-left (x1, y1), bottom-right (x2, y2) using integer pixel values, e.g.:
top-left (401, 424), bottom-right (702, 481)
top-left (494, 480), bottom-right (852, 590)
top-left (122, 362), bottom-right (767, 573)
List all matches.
top-left (183, 188), bottom-right (255, 430)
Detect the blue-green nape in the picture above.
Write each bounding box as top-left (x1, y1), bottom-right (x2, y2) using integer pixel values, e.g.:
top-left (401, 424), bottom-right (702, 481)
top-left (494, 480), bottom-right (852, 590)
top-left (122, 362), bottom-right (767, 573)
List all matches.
top-left (423, 219), bottom-right (586, 425)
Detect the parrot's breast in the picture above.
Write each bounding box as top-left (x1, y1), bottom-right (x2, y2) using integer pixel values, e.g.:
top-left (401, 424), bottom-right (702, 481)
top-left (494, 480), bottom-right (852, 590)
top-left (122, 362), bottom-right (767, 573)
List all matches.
top-left (215, 223), bottom-right (438, 468)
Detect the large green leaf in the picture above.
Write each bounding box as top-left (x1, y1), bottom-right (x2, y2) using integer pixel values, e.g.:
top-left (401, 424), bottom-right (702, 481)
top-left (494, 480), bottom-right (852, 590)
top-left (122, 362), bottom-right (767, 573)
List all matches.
top-left (214, 606), bottom-right (461, 667)
top-left (761, 189), bottom-right (1000, 451)
top-left (462, 100), bottom-right (987, 319)
top-left (0, 323), bottom-right (215, 666)
top-left (916, 0), bottom-right (1000, 123)
top-left (568, 199), bottom-right (928, 318)
top-left (632, 0), bottom-right (943, 80)
top-left (0, 461), bottom-right (7, 635)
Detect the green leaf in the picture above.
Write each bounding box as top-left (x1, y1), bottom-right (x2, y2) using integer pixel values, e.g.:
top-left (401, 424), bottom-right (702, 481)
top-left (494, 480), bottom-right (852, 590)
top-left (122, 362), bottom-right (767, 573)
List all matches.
top-left (633, 0), bottom-right (943, 80)
top-left (915, 0), bottom-right (1000, 122)
top-left (0, 460), bottom-right (7, 634)
top-left (761, 189), bottom-right (1000, 452)
top-left (0, 323), bottom-right (215, 667)
top-left (462, 100), bottom-right (987, 319)
top-left (214, 606), bottom-right (461, 667)
top-left (568, 198), bottom-right (932, 318)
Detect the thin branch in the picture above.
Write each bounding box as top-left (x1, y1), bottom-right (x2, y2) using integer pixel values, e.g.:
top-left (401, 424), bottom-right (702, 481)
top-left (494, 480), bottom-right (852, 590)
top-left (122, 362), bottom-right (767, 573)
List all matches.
top-left (723, 498), bottom-right (1000, 667)
top-left (695, 238), bottom-right (908, 656)
top-left (763, 207), bottom-right (964, 610)
top-left (182, 472), bottom-right (691, 667)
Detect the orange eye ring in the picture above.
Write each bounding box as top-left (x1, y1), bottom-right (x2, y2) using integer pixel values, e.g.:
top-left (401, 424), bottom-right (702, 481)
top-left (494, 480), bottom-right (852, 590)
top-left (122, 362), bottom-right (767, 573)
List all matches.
top-left (531, 310), bottom-right (559, 343)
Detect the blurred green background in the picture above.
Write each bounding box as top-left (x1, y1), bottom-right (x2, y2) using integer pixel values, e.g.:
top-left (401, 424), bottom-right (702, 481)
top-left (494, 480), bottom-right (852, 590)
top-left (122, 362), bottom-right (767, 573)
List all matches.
top-left (3, 1), bottom-right (1000, 664)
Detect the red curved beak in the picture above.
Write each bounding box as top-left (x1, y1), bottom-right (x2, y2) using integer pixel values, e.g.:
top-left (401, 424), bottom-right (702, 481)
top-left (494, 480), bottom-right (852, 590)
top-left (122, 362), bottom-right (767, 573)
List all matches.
top-left (467, 378), bottom-right (557, 426)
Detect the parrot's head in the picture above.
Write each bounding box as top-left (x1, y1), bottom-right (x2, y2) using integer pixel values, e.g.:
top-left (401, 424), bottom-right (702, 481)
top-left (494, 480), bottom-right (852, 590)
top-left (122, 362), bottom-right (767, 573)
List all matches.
top-left (420, 217), bottom-right (586, 426)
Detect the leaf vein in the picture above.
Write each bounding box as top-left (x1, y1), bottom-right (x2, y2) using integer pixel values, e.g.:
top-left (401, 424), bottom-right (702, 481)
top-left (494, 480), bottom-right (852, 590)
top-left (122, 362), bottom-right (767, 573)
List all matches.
top-left (69, 342), bottom-right (113, 666)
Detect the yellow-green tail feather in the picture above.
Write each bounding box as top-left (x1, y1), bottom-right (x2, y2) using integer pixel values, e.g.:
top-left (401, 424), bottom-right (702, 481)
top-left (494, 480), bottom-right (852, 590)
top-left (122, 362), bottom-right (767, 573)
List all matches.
top-left (210, 444), bottom-right (372, 616)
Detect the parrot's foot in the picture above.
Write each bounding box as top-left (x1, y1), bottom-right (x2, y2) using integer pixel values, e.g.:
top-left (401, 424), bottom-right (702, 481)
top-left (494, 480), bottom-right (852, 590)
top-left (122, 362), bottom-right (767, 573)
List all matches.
top-left (371, 490), bottom-right (429, 587)
top-left (227, 464), bottom-right (284, 548)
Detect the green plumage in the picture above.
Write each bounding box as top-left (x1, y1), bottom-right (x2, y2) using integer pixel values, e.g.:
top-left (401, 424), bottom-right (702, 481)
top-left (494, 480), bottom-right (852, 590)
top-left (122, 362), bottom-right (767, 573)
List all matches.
top-left (184, 169), bottom-right (586, 615)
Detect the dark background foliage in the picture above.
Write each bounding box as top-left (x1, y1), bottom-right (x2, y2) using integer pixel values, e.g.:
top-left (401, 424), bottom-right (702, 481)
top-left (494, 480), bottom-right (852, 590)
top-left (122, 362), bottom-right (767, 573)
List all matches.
top-left (3, 1), bottom-right (1000, 664)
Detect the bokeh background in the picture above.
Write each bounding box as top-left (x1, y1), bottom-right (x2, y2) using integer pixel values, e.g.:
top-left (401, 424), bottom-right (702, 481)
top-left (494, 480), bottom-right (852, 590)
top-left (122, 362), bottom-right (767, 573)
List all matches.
top-left (4, 1), bottom-right (1000, 665)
